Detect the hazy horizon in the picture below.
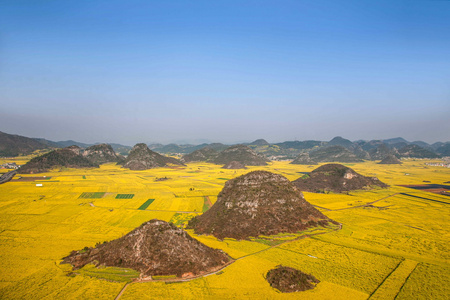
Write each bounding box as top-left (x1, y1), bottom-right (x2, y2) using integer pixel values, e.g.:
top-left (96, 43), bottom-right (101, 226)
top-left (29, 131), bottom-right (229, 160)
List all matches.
top-left (1, 1), bottom-right (449, 145)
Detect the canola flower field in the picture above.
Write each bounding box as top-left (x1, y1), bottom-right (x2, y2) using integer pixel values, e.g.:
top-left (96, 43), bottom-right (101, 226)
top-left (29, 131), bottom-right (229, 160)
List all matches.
top-left (0, 157), bottom-right (449, 299)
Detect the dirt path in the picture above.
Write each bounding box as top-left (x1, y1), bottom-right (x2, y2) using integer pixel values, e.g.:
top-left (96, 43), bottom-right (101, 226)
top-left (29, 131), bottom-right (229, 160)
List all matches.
top-left (332, 193), bottom-right (400, 211)
top-left (114, 283), bottom-right (129, 300)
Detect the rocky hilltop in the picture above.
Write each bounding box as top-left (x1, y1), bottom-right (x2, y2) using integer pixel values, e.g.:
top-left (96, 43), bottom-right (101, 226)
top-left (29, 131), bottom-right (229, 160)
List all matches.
top-left (290, 153), bottom-right (317, 165)
top-left (292, 163), bottom-right (388, 193)
top-left (62, 219), bottom-right (230, 278)
top-left (187, 171), bottom-right (335, 240)
top-left (83, 143), bottom-right (122, 164)
top-left (122, 143), bottom-right (185, 170)
top-left (378, 154), bottom-right (402, 164)
top-left (181, 147), bottom-right (218, 163)
top-left (18, 148), bottom-right (98, 174)
top-left (212, 145), bottom-right (269, 166)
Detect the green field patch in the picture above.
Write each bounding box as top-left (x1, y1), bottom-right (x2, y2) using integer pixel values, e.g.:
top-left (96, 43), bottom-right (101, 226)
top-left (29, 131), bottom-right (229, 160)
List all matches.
top-left (82, 175), bottom-right (86, 179)
top-left (77, 264), bottom-right (139, 282)
top-left (78, 192), bottom-right (106, 199)
top-left (202, 196), bottom-right (213, 212)
top-left (116, 194), bottom-right (135, 199)
top-left (169, 213), bottom-right (198, 227)
top-left (217, 178), bottom-right (229, 180)
top-left (138, 199), bottom-right (155, 210)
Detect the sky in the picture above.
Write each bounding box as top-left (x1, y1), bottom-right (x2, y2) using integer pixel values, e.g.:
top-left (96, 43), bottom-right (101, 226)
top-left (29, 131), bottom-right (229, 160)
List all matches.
top-left (1, 0), bottom-right (449, 145)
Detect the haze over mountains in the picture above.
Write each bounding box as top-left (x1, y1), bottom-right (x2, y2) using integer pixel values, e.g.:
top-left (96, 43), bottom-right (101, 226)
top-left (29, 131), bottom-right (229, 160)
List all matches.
top-left (1, 131), bottom-right (449, 162)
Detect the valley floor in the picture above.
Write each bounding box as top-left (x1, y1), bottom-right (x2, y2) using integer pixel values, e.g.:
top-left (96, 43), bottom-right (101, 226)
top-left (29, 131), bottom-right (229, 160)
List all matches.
top-left (0, 158), bottom-right (449, 299)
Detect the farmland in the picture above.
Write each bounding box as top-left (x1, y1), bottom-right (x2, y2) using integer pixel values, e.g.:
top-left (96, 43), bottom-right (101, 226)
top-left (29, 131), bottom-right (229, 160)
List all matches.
top-left (0, 157), bottom-right (449, 299)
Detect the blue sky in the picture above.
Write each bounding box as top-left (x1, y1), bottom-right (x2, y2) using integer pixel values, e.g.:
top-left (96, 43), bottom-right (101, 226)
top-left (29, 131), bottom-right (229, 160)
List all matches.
top-left (1, 0), bottom-right (449, 145)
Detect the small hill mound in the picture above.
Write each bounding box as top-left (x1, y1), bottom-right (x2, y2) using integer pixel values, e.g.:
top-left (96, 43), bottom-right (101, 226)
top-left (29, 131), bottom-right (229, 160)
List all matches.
top-left (378, 154), bottom-right (402, 164)
top-left (83, 143), bottom-right (120, 164)
top-left (18, 148), bottom-right (98, 174)
top-left (266, 266), bottom-right (319, 293)
top-left (62, 219), bottom-right (230, 278)
top-left (249, 139), bottom-right (270, 146)
top-left (222, 161), bottom-right (246, 169)
top-left (0, 131), bottom-right (51, 157)
top-left (181, 147), bottom-right (218, 163)
top-left (212, 145), bottom-right (269, 166)
top-left (309, 146), bottom-right (363, 163)
top-left (290, 153), bottom-right (317, 165)
top-left (292, 164), bottom-right (387, 193)
top-left (122, 143), bottom-right (185, 170)
top-left (187, 171), bottom-right (335, 240)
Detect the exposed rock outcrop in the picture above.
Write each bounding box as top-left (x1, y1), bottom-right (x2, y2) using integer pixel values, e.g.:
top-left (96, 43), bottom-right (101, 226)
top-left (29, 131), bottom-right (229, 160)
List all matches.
top-left (83, 143), bottom-right (121, 164)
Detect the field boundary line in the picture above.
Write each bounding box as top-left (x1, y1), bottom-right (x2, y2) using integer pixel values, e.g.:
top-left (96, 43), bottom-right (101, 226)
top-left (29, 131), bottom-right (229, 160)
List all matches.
top-left (394, 263), bottom-right (419, 300)
top-left (368, 259), bottom-right (418, 300)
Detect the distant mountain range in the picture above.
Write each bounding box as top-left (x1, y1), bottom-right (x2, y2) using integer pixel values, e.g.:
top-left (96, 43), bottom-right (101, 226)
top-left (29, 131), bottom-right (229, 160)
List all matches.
top-left (1, 131), bottom-right (449, 160)
top-left (0, 131), bottom-right (132, 156)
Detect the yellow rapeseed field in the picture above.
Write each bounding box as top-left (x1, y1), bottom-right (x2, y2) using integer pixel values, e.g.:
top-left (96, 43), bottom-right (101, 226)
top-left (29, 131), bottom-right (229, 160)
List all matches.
top-left (0, 158), bottom-right (449, 299)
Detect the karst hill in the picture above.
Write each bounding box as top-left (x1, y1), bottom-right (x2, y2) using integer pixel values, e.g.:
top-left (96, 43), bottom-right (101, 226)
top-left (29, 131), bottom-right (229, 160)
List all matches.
top-left (18, 147), bottom-right (99, 174)
top-left (82, 143), bottom-right (123, 164)
top-left (309, 145), bottom-right (363, 163)
top-left (292, 163), bottom-right (388, 193)
top-left (378, 154), bottom-right (402, 164)
top-left (121, 143), bottom-right (185, 170)
top-left (62, 219), bottom-right (231, 278)
top-left (181, 146), bottom-right (218, 163)
top-left (187, 171), bottom-right (336, 240)
top-left (290, 153), bottom-right (317, 165)
top-left (212, 145), bottom-right (269, 166)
